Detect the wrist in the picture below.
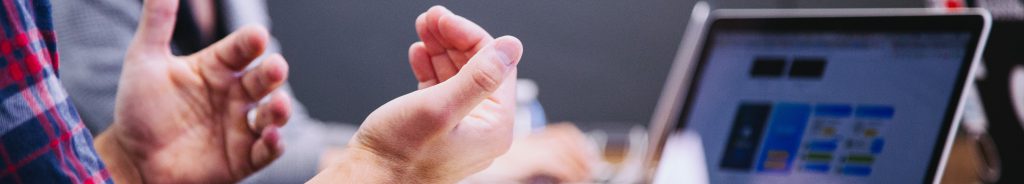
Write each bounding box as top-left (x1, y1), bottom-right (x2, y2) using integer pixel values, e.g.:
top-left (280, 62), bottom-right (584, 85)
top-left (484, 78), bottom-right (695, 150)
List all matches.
top-left (95, 129), bottom-right (144, 184)
top-left (309, 146), bottom-right (445, 184)
top-left (309, 147), bottom-right (402, 183)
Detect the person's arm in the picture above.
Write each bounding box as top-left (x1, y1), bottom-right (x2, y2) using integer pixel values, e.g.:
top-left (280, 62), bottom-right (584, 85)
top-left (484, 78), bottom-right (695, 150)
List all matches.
top-left (310, 147), bottom-right (410, 183)
top-left (308, 6), bottom-right (524, 183)
top-left (0, 1), bottom-right (116, 183)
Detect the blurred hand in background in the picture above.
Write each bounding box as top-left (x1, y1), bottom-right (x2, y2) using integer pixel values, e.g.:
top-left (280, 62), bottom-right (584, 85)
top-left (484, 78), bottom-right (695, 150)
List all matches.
top-left (464, 123), bottom-right (596, 183)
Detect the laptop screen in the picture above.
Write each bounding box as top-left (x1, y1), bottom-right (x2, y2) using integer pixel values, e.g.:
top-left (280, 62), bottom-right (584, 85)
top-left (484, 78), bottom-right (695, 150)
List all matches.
top-left (668, 15), bottom-right (984, 183)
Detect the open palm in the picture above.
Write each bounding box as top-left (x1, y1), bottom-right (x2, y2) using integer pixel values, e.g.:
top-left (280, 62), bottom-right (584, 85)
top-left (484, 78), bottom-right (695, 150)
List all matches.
top-left (96, 0), bottom-right (291, 183)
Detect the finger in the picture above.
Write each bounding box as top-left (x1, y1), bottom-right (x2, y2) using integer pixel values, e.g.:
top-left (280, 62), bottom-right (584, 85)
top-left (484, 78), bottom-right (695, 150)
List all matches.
top-left (415, 7), bottom-right (457, 82)
top-left (249, 91), bottom-right (292, 134)
top-left (481, 41), bottom-right (520, 114)
top-left (551, 139), bottom-right (590, 182)
top-left (481, 68), bottom-right (518, 134)
top-left (438, 14), bottom-right (492, 53)
top-left (409, 42), bottom-right (438, 89)
top-left (550, 124), bottom-right (590, 158)
top-left (545, 151), bottom-right (586, 183)
top-left (562, 151), bottom-right (591, 182)
top-left (416, 6), bottom-right (466, 82)
top-left (191, 26), bottom-right (269, 71)
top-left (250, 125), bottom-right (284, 170)
top-left (417, 6), bottom-right (454, 55)
top-left (423, 36), bottom-right (522, 122)
top-left (132, 0), bottom-right (179, 52)
top-left (438, 13), bottom-right (493, 68)
top-left (493, 66), bottom-right (518, 121)
top-left (417, 5), bottom-right (494, 69)
top-left (241, 54), bottom-right (289, 101)
top-left (543, 124), bottom-right (592, 181)
top-left (561, 135), bottom-right (592, 181)
top-left (430, 53), bottom-right (459, 82)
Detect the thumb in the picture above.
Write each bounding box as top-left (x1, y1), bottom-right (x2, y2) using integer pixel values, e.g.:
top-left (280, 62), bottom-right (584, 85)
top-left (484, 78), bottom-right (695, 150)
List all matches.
top-left (425, 36), bottom-right (522, 120)
top-left (131, 0), bottom-right (179, 52)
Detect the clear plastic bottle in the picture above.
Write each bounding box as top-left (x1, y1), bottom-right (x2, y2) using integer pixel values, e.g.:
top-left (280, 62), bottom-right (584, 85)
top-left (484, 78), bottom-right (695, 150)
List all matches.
top-left (514, 79), bottom-right (547, 138)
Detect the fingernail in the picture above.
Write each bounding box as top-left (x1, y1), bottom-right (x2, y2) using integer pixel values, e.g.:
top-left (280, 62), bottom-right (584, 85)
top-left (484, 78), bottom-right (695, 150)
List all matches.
top-left (494, 38), bottom-right (519, 67)
top-left (263, 125), bottom-right (283, 150)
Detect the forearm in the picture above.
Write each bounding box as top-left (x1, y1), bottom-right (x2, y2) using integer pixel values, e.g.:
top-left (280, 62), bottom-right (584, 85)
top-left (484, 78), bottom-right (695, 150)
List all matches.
top-left (308, 148), bottom-right (399, 184)
top-left (95, 131), bottom-right (143, 184)
top-left (307, 147), bottom-right (447, 184)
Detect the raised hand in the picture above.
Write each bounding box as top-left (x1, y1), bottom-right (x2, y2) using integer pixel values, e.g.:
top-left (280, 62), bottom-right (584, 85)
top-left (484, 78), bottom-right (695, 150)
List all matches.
top-left (93, 0), bottom-right (292, 183)
top-left (310, 6), bottom-right (523, 183)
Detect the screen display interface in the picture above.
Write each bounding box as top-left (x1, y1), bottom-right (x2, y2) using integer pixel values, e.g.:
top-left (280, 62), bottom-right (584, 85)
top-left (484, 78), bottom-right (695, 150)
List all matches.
top-left (677, 30), bottom-right (972, 183)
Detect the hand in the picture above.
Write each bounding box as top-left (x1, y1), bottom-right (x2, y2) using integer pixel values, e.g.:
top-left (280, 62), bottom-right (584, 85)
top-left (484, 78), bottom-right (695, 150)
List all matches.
top-left (310, 6), bottom-right (523, 183)
top-left (93, 0), bottom-right (292, 183)
top-left (463, 123), bottom-right (596, 183)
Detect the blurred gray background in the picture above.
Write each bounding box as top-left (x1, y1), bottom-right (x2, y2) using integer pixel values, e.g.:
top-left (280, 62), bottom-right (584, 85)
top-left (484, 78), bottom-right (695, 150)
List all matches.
top-left (266, 0), bottom-right (924, 130)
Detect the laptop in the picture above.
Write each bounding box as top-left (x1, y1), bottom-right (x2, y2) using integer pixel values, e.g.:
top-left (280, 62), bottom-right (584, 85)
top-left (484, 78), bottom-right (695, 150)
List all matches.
top-left (644, 4), bottom-right (991, 184)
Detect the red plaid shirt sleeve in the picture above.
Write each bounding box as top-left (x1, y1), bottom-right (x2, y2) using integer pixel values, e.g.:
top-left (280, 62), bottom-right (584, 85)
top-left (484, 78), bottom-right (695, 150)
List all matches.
top-left (0, 0), bottom-right (112, 183)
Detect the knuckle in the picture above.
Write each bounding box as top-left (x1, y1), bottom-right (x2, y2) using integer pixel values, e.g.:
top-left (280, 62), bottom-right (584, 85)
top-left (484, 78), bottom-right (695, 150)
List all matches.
top-left (232, 38), bottom-right (255, 59)
top-left (469, 69), bottom-right (501, 93)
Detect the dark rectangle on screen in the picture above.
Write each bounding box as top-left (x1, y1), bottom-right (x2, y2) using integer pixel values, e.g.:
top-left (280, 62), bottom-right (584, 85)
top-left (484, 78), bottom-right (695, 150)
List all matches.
top-left (750, 57), bottom-right (787, 77)
top-left (719, 102), bottom-right (773, 171)
top-left (790, 57), bottom-right (827, 78)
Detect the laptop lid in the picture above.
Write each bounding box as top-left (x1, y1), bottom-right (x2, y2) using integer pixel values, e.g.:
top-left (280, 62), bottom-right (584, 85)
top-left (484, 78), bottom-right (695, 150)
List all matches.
top-left (645, 7), bottom-right (991, 184)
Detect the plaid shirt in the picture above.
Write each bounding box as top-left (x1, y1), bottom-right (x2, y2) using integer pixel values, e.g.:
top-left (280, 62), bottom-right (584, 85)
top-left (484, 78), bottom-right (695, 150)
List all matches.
top-left (0, 0), bottom-right (111, 183)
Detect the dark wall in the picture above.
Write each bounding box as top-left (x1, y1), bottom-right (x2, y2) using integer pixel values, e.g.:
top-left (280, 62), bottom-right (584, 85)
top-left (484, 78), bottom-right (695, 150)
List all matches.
top-left (266, 0), bottom-right (923, 130)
